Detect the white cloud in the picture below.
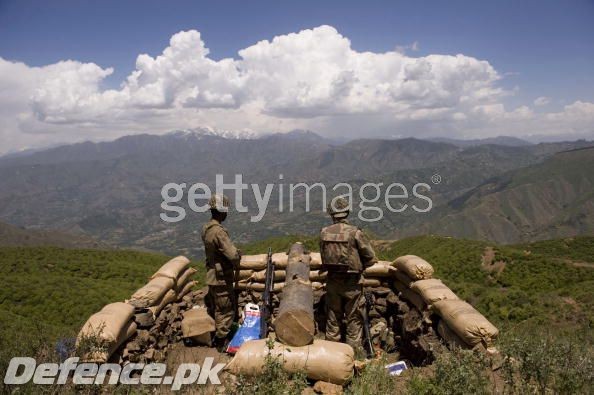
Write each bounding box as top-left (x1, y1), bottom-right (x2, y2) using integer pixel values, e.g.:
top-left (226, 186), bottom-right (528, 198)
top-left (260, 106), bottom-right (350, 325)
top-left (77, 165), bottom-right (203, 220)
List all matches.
top-left (534, 96), bottom-right (550, 106)
top-left (0, 25), bottom-right (593, 153)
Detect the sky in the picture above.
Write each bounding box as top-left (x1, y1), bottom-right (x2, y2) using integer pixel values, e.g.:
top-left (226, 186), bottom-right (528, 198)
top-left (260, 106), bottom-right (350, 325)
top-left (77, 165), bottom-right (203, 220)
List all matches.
top-left (0, 0), bottom-right (593, 153)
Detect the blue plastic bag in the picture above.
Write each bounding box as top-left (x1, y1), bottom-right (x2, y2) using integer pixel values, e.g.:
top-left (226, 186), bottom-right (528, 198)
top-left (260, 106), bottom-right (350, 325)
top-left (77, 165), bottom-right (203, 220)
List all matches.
top-left (226, 303), bottom-right (261, 354)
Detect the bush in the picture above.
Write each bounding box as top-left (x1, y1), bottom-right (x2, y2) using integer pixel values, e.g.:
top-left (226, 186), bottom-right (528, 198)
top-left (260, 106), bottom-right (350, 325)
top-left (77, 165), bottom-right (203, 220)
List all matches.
top-left (406, 347), bottom-right (490, 395)
top-left (347, 356), bottom-right (398, 395)
top-left (500, 328), bottom-right (593, 394)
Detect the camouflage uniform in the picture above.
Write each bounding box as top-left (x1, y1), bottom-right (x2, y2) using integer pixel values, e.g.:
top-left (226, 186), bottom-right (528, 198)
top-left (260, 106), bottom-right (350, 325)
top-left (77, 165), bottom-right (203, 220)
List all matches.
top-left (202, 218), bottom-right (240, 340)
top-left (320, 200), bottom-right (377, 348)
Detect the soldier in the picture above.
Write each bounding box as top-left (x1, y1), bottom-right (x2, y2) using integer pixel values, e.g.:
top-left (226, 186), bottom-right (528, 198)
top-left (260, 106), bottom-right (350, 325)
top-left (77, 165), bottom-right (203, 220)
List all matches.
top-left (320, 197), bottom-right (377, 349)
top-left (201, 194), bottom-right (241, 350)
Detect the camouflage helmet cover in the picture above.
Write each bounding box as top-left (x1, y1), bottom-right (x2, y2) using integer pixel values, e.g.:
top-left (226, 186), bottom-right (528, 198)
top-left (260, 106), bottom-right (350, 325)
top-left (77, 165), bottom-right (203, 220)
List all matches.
top-left (327, 197), bottom-right (350, 218)
top-left (208, 194), bottom-right (230, 212)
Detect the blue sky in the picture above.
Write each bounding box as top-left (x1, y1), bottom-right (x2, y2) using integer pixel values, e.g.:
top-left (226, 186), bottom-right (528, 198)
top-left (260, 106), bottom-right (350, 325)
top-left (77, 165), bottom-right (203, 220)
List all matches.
top-left (2, 0), bottom-right (593, 106)
top-left (0, 0), bottom-right (593, 152)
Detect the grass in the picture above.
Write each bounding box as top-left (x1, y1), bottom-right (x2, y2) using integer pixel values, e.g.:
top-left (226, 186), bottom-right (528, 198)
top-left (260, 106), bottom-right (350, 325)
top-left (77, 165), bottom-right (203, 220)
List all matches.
top-left (0, 235), bottom-right (593, 393)
top-left (0, 246), bottom-right (206, 350)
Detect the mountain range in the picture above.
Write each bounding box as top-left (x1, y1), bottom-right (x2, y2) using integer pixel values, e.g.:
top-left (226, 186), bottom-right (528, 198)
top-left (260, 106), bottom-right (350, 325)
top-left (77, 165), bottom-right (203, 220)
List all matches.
top-left (0, 129), bottom-right (592, 257)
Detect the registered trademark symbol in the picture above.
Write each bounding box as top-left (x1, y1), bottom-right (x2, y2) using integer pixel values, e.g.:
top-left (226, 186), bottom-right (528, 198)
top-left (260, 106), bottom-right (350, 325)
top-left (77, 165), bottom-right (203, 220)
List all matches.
top-left (431, 174), bottom-right (442, 184)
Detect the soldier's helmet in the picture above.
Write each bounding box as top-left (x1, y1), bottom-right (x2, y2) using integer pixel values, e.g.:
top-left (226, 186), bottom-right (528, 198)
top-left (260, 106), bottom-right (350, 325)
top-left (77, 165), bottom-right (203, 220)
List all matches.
top-left (327, 197), bottom-right (350, 218)
top-left (208, 194), bottom-right (230, 213)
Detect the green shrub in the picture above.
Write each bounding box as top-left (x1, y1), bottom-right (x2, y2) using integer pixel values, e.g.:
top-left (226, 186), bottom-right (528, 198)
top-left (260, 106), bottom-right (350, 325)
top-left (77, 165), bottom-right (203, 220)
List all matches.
top-left (347, 356), bottom-right (397, 395)
top-left (406, 348), bottom-right (490, 395)
top-left (500, 328), bottom-right (593, 394)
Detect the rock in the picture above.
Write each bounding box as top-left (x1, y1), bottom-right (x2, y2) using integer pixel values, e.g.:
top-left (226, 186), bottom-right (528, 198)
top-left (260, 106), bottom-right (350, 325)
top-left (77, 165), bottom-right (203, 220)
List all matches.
top-left (171, 304), bottom-right (180, 317)
top-left (136, 330), bottom-right (150, 347)
top-left (126, 340), bottom-right (141, 352)
top-left (157, 338), bottom-right (169, 349)
top-left (375, 297), bottom-right (387, 307)
top-left (143, 348), bottom-right (155, 360)
top-left (313, 380), bottom-right (343, 394)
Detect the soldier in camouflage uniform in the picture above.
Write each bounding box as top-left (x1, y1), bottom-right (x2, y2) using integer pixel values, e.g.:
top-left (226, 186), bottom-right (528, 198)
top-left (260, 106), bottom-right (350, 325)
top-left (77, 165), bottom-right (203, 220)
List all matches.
top-left (320, 197), bottom-right (377, 348)
top-left (201, 194), bottom-right (241, 349)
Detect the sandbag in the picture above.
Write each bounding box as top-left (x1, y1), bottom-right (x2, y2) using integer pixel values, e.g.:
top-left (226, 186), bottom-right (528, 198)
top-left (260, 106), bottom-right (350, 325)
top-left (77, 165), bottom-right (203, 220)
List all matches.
top-left (364, 261), bottom-right (396, 278)
top-left (174, 267), bottom-right (197, 293)
top-left (182, 307), bottom-right (215, 345)
top-left (84, 320), bottom-right (137, 363)
top-left (240, 254), bottom-right (268, 270)
top-left (77, 302), bottom-right (136, 362)
top-left (151, 256), bottom-right (190, 281)
top-left (312, 282), bottom-right (325, 291)
top-left (393, 255), bottom-right (434, 280)
top-left (149, 289), bottom-right (177, 317)
top-left (393, 270), bottom-right (414, 287)
top-left (239, 270), bottom-right (254, 280)
top-left (251, 269), bottom-right (286, 283)
top-left (361, 278), bottom-right (382, 287)
top-left (176, 280), bottom-right (196, 301)
top-left (309, 270), bottom-right (327, 282)
top-left (437, 320), bottom-right (471, 350)
top-left (271, 252), bottom-right (288, 268)
top-left (432, 299), bottom-right (498, 347)
top-left (130, 277), bottom-right (175, 307)
top-left (236, 280), bottom-right (285, 293)
top-left (274, 252), bottom-right (322, 269)
top-left (411, 279), bottom-right (459, 305)
top-left (309, 252), bottom-right (322, 269)
top-left (225, 339), bottom-right (354, 385)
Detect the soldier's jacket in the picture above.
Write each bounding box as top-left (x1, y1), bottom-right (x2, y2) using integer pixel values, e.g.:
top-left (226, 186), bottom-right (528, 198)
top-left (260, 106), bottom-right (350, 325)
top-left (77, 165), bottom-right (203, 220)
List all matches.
top-left (201, 219), bottom-right (240, 286)
top-left (319, 219), bottom-right (377, 274)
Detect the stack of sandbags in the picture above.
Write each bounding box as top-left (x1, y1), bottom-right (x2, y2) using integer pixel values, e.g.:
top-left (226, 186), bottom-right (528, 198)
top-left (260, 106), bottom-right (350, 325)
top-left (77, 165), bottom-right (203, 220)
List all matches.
top-left (129, 256), bottom-right (197, 318)
top-left (77, 302), bottom-right (137, 362)
top-left (270, 252), bottom-right (323, 269)
top-left (237, 253), bottom-right (325, 294)
top-left (359, 260), bottom-right (397, 289)
top-left (225, 339), bottom-right (354, 385)
top-left (432, 299), bottom-right (499, 348)
top-left (391, 255), bottom-right (436, 312)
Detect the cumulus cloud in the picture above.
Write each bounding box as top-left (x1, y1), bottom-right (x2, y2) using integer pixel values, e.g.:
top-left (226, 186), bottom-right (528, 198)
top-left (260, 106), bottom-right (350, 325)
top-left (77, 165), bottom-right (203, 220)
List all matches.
top-left (0, 25), bottom-right (593, 153)
top-left (534, 96), bottom-right (550, 106)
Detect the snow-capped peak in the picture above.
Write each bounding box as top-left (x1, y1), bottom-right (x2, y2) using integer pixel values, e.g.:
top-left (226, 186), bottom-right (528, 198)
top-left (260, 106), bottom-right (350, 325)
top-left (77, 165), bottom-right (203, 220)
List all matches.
top-left (169, 127), bottom-right (259, 140)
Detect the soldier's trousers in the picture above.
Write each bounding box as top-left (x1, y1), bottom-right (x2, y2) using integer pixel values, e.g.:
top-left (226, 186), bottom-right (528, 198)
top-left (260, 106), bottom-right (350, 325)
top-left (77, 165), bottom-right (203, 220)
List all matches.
top-left (206, 281), bottom-right (235, 340)
top-left (325, 274), bottom-right (364, 348)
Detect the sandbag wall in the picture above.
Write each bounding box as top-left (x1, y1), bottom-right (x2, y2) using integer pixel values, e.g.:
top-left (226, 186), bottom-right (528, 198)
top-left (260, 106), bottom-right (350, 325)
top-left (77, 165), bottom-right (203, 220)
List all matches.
top-left (238, 253), bottom-right (498, 364)
top-left (235, 252), bottom-right (327, 336)
top-left (77, 255), bottom-right (199, 363)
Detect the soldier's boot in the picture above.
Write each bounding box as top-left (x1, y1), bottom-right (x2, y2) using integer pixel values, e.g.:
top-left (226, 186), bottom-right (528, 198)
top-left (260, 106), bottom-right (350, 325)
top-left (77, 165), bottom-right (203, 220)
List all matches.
top-left (213, 335), bottom-right (228, 352)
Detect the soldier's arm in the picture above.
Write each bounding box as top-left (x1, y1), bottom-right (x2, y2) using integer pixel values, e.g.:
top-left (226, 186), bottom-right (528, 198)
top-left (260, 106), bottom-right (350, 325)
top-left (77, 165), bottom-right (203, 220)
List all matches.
top-left (355, 229), bottom-right (378, 268)
top-left (215, 229), bottom-right (241, 268)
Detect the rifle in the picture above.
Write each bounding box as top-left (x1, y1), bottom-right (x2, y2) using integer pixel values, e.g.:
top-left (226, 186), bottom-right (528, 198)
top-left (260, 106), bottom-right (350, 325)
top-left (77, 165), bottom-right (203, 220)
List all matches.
top-left (232, 251), bottom-right (241, 324)
top-left (361, 291), bottom-right (375, 358)
top-left (260, 247), bottom-right (275, 338)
